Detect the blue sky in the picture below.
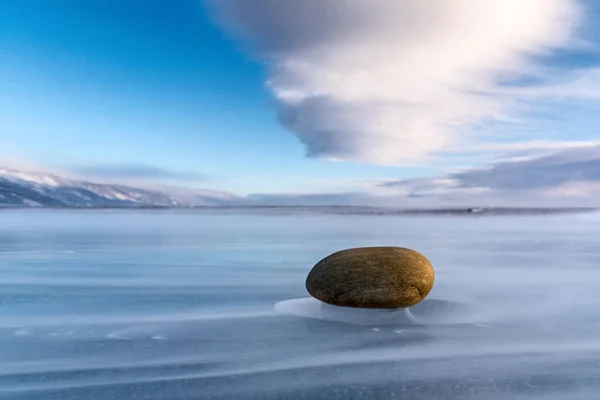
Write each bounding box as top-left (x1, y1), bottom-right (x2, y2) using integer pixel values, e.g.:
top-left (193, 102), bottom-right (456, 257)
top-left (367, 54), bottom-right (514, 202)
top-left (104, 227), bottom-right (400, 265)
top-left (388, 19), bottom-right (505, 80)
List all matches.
top-left (2, 0), bottom-right (600, 205)
top-left (0, 0), bottom-right (428, 195)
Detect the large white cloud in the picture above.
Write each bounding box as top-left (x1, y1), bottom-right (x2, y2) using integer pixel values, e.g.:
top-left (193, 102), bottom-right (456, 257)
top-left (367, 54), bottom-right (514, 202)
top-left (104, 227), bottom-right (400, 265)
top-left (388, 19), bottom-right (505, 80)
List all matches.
top-left (209, 0), bottom-right (582, 165)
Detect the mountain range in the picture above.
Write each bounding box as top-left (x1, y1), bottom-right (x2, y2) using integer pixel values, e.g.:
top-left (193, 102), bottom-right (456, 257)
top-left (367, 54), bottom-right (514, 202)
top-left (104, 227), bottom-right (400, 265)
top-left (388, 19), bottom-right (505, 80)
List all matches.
top-left (0, 167), bottom-right (233, 207)
top-left (2, 167), bottom-right (595, 213)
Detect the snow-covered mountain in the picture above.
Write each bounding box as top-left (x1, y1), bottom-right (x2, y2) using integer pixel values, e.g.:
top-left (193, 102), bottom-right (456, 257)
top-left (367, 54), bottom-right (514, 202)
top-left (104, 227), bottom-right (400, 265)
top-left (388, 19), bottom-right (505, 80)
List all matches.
top-left (0, 167), bottom-right (233, 207)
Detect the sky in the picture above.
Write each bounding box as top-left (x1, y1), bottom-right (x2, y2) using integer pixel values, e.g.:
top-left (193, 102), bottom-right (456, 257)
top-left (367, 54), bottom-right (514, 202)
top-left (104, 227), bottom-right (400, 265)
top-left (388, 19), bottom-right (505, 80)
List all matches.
top-left (2, 0), bottom-right (600, 206)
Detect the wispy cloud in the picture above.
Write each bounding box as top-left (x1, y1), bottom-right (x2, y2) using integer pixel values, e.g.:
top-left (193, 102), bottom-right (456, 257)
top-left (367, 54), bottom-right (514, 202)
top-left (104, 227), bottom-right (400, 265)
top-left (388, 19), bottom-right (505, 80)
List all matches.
top-left (453, 147), bottom-right (600, 190)
top-left (209, 0), bottom-right (585, 165)
top-left (70, 163), bottom-right (207, 182)
top-left (462, 139), bottom-right (600, 154)
top-left (241, 192), bottom-right (377, 207)
top-left (379, 146), bottom-right (600, 206)
top-left (71, 148), bottom-right (600, 207)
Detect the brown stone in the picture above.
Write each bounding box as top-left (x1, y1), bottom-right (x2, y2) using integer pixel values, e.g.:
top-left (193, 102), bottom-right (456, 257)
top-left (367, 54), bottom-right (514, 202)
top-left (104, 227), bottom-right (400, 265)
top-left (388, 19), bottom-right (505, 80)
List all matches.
top-left (306, 247), bottom-right (434, 309)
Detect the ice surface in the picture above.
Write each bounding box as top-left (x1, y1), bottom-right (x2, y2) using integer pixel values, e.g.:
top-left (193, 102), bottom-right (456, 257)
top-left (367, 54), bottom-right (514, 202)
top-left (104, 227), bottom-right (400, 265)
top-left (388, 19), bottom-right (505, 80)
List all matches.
top-left (1, 209), bottom-right (600, 399)
top-left (275, 297), bottom-right (420, 326)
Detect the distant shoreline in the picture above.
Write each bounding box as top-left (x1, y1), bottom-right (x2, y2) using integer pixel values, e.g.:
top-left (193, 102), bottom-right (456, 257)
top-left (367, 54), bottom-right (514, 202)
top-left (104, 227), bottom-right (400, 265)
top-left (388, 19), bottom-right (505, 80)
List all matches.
top-left (0, 206), bottom-right (596, 216)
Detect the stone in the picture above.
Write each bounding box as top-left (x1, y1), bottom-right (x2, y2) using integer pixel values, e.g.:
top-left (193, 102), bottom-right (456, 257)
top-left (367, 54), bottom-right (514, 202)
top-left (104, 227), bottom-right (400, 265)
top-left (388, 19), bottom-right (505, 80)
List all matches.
top-left (305, 247), bottom-right (434, 309)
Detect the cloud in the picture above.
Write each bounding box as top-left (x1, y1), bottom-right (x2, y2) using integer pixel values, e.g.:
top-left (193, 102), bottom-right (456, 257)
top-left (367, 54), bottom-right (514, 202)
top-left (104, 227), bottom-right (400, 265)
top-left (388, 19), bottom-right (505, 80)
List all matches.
top-left (241, 192), bottom-right (377, 207)
top-left (454, 146), bottom-right (600, 190)
top-left (462, 140), bottom-right (600, 154)
top-left (209, 0), bottom-right (583, 165)
top-left (71, 163), bottom-right (207, 182)
top-left (380, 146), bottom-right (600, 206)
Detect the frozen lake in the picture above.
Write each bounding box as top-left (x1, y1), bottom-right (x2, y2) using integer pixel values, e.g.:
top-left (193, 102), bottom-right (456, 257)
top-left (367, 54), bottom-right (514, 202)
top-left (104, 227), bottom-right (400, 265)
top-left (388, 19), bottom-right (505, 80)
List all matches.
top-left (1, 209), bottom-right (600, 399)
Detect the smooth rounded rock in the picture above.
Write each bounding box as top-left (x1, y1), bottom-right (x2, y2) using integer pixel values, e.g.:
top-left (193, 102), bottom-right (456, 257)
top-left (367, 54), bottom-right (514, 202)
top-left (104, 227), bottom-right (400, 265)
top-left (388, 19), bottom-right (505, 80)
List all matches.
top-left (306, 247), bottom-right (434, 309)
